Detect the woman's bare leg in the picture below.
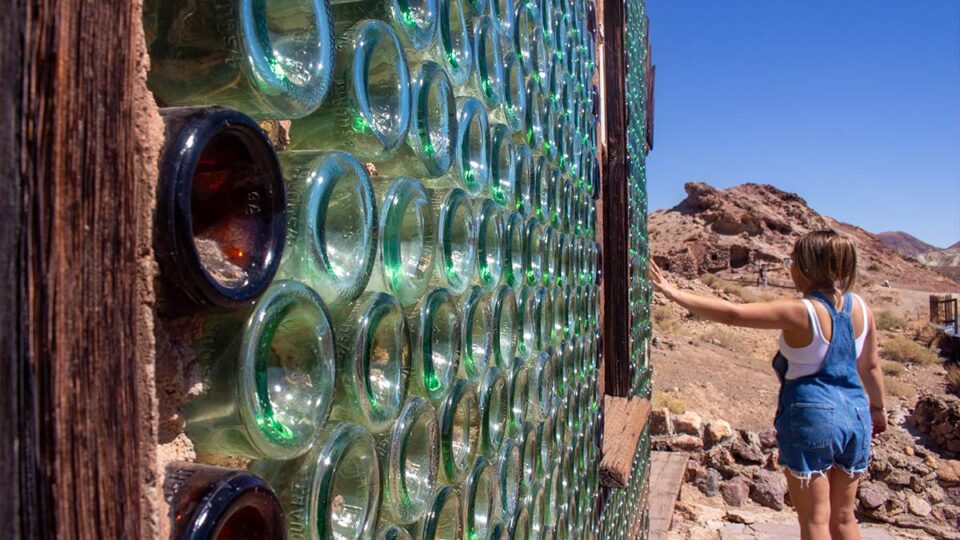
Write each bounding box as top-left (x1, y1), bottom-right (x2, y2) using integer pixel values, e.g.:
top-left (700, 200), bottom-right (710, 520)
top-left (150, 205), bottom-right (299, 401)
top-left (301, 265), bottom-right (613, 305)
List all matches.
top-left (785, 472), bottom-right (832, 540)
top-left (828, 468), bottom-right (862, 540)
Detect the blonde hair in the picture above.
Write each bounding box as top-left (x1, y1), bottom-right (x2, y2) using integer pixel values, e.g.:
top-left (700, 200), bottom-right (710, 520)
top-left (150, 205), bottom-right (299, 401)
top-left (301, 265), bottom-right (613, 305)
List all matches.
top-left (791, 230), bottom-right (858, 294)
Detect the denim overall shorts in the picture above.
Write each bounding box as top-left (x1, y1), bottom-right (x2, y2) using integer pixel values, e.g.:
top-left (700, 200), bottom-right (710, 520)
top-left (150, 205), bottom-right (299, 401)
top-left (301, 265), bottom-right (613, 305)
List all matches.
top-left (772, 292), bottom-right (872, 481)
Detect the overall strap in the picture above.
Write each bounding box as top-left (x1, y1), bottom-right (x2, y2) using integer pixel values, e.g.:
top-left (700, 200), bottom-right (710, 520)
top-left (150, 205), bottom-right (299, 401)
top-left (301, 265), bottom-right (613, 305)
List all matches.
top-left (816, 291), bottom-right (858, 378)
top-left (841, 292), bottom-right (854, 316)
top-left (808, 290), bottom-right (839, 315)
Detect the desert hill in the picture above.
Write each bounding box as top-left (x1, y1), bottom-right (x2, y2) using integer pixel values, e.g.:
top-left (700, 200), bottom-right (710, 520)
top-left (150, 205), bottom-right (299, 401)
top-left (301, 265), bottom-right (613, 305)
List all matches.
top-left (918, 246), bottom-right (960, 284)
top-left (650, 182), bottom-right (959, 293)
top-left (876, 231), bottom-right (940, 257)
top-left (877, 231), bottom-right (960, 284)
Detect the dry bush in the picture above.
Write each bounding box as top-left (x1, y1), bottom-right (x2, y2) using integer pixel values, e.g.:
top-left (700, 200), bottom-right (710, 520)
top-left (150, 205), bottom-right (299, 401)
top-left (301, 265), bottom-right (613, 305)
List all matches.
top-left (724, 283), bottom-right (761, 303)
top-left (884, 378), bottom-right (917, 400)
top-left (947, 363), bottom-right (960, 392)
top-left (758, 291), bottom-right (781, 302)
top-left (700, 274), bottom-right (760, 303)
top-left (653, 305), bottom-right (679, 334)
top-left (700, 273), bottom-right (720, 287)
top-left (875, 310), bottom-right (906, 331)
top-left (700, 326), bottom-right (752, 355)
top-left (652, 391), bottom-right (687, 414)
top-left (880, 359), bottom-right (904, 377)
top-left (882, 336), bottom-right (940, 365)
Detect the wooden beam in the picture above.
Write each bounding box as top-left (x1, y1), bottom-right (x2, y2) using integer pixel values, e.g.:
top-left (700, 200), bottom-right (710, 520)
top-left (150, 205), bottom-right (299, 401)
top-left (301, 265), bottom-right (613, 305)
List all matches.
top-left (600, 0), bottom-right (631, 398)
top-left (600, 396), bottom-right (651, 488)
top-left (0, 0), bottom-right (158, 536)
top-left (0, 0), bottom-right (23, 536)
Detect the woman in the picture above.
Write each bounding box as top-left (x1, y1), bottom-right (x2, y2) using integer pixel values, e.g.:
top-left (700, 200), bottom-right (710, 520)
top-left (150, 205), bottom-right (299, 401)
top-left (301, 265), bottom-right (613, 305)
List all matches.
top-left (650, 230), bottom-right (886, 540)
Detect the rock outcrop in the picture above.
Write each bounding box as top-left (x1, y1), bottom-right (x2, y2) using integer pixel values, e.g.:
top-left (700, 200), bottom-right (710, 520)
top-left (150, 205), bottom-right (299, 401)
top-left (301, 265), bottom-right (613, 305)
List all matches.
top-left (649, 182), bottom-right (959, 292)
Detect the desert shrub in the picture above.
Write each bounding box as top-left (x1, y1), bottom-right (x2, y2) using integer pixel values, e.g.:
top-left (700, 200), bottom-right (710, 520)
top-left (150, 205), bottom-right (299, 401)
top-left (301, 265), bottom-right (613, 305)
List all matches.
top-left (867, 262), bottom-right (881, 272)
top-left (700, 327), bottom-right (752, 355)
top-left (653, 305), bottom-right (679, 333)
top-left (722, 282), bottom-right (761, 303)
top-left (880, 359), bottom-right (904, 377)
top-left (882, 336), bottom-right (940, 365)
top-left (700, 273), bottom-right (720, 287)
top-left (884, 378), bottom-right (917, 400)
top-left (875, 310), bottom-right (906, 331)
top-left (947, 363), bottom-right (960, 393)
top-left (652, 391), bottom-right (686, 414)
top-left (700, 274), bottom-right (760, 303)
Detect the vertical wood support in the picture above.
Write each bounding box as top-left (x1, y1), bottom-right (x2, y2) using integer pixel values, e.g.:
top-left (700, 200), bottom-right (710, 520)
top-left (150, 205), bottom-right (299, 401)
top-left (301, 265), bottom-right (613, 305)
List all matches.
top-left (600, 0), bottom-right (631, 398)
top-left (0, 1), bottom-right (24, 536)
top-left (1, 0), bottom-right (157, 537)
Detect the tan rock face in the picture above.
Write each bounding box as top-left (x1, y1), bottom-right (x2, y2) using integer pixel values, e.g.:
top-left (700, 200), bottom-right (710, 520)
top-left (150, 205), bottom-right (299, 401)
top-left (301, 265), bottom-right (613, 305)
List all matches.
top-left (938, 459), bottom-right (960, 487)
top-left (674, 411), bottom-right (704, 436)
top-left (650, 182), bottom-right (960, 292)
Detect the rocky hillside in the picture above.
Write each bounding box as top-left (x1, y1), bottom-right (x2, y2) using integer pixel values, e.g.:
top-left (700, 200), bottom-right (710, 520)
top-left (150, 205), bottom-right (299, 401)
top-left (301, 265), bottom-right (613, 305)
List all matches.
top-left (877, 232), bottom-right (960, 284)
top-left (876, 231), bottom-right (940, 257)
top-left (650, 182), bottom-right (959, 293)
top-left (918, 246), bottom-right (960, 284)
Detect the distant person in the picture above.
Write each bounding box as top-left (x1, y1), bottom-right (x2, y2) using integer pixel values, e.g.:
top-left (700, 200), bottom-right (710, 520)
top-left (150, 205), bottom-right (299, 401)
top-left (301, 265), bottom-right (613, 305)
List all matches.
top-left (757, 263), bottom-right (768, 287)
top-left (650, 230), bottom-right (886, 540)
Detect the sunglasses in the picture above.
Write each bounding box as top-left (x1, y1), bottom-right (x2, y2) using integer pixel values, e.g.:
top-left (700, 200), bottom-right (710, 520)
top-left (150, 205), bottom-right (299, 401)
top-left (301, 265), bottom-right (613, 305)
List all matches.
top-left (783, 257), bottom-right (794, 270)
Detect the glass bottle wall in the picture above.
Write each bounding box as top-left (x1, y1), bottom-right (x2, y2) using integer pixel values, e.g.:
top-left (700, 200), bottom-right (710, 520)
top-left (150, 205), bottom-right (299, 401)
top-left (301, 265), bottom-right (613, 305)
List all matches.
top-left (143, 0), bottom-right (648, 535)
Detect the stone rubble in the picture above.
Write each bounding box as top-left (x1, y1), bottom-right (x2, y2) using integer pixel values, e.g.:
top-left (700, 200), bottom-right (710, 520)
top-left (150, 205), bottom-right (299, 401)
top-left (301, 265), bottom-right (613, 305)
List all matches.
top-left (651, 402), bottom-right (960, 540)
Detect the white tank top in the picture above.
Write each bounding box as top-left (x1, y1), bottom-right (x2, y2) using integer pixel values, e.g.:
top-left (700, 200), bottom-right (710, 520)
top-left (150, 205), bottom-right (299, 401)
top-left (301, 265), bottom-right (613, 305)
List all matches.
top-left (778, 294), bottom-right (868, 380)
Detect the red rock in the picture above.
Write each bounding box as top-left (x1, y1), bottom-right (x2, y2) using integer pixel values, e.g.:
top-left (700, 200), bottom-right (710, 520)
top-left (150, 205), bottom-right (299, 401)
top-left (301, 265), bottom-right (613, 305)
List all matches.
top-left (938, 460), bottom-right (960, 487)
top-left (650, 407), bottom-right (673, 436)
top-left (750, 470), bottom-right (786, 511)
top-left (666, 434), bottom-right (704, 452)
top-left (720, 477), bottom-right (750, 507)
top-left (858, 482), bottom-right (890, 510)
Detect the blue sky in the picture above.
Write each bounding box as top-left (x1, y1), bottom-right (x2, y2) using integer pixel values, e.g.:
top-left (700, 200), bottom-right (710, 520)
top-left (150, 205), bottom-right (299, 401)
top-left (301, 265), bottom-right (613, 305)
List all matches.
top-left (645, 0), bottom-right (960, 248)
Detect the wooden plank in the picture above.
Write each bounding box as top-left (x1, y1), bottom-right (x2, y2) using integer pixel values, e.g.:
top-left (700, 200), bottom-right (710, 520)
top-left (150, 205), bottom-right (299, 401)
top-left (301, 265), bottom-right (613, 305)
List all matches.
top-left (649, 452), bottom-right (690, 540)
top-left (2, 0), bottom-right (157, 537)
top-left (600, 396), bottom-right (651, 488)
top-left (0, 0), bottom-right (23, 536)
top-left (600, 0), bottom-right (631, 398)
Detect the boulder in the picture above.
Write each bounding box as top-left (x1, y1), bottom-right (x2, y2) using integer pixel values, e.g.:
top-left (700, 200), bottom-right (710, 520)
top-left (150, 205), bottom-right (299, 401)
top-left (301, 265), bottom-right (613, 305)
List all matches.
top-left (907, 495), bottom-right (932, 517)
top-left (704, 445), bottom-right (739, 479)
top-left (652, 435), bottom-right (703, 452)
top-left (720, 477), bottom-right (750, 507)
top-left (674, 411), bottom-right (703, 436)
top-left (695, 468), bottom-right (721, 497)
top-left (928, 484), bottom-right (947, 505)
top-left (885, 469), bottom-right (913, 488)
top-left (857, 482), bottom-right (891, 510)
top-left (758, 427), bottom-right (778, 449)
top-left (938, 460), bottom-right (960, 487)
top-left (731, 432), bottom-right (765, 464)
top-left (750, 469), bottom-right (786, 511)
top-left (704, 419), bottom-right (734, 447)
top-left (931, 504), bottom-right (959, 525)
top-left (650, 408), bottom-right (674, 436)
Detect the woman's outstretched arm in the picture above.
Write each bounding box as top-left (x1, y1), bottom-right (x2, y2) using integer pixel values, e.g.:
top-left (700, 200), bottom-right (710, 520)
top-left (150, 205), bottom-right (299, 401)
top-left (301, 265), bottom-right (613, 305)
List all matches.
top-left (649, 260), bottom-right (807, 331)
top-left (856, 304), bottom-right (887, 434)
